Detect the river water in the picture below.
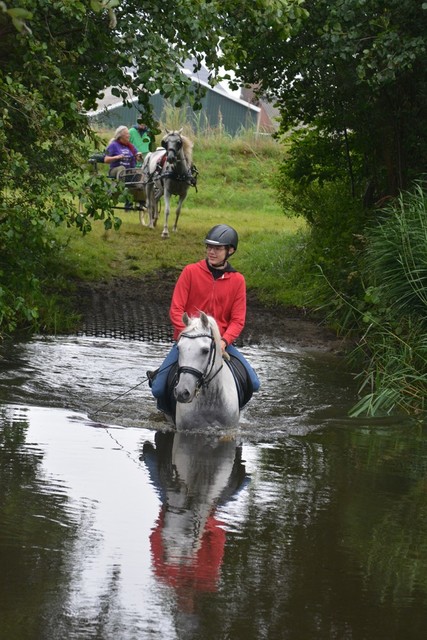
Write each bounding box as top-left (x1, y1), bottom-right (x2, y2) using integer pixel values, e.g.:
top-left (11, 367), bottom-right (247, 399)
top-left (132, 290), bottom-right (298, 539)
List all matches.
top-left (0, 335), bottom-right (426, 640)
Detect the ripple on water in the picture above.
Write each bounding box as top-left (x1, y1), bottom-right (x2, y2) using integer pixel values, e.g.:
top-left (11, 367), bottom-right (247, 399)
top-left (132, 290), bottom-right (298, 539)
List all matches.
top-left (0, 335), bottom-right (358, 435)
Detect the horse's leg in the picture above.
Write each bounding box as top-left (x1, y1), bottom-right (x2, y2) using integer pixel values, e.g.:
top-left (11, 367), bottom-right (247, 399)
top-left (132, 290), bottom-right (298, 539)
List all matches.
top-left (152, 178), bottom-right (164, 228)
top-left (141, 183), bottom-right (151, 227)
top-left (147, 182), bottom-right (157, 229)
top-left (162, 187), bottom-right (171, 238)
top-left (152, 193), bottom-right (159, 228)
top-left (153, 192), bottom-right (161, 227)
top-left (172, 192), bottom-right (187, 232)
top-left (136, 178), bottom-right (148, 226)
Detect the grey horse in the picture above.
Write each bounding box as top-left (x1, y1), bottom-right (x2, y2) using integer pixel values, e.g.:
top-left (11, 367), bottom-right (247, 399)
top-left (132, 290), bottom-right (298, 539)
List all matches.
top-left (141, 129), bottom-right (196, 238)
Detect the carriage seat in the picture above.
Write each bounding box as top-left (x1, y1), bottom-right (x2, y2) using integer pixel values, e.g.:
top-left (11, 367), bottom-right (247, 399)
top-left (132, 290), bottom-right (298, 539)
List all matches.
top-left (89, 152), bottom-right (106, 164)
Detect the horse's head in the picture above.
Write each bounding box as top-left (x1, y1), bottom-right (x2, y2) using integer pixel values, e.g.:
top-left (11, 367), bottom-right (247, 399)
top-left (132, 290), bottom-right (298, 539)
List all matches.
top-left (161, 129), bottom-right (194, 169)
top-left (175, 312), bottom-right (222, 404)
top-left (162, 130), bottom-right (183, 166)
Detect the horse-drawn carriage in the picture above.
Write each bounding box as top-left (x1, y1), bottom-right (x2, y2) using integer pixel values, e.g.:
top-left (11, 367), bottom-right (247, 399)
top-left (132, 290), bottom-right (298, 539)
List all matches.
top-left (85, 129), bottom-right (198, 237)
top-left (87, 151), bottom-right (148, 214)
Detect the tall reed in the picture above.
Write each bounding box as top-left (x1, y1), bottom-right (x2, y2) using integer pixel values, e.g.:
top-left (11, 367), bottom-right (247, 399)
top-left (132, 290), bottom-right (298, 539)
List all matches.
top-left (351, 181), bottom-right (427, 416)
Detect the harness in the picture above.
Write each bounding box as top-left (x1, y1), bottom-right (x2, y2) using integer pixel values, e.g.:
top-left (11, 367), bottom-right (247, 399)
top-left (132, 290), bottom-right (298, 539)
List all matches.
top-left (161, 168), bottom-right (198, 187)
top-left (145, 136), bottom-right (199, 191)
top-left (177, 332), bottom-right (223, 392)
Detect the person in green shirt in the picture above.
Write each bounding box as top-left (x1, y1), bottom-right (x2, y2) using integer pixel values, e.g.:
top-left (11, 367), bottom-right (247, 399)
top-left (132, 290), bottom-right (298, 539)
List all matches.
top-left (129, 120), bottom-right (154, 163)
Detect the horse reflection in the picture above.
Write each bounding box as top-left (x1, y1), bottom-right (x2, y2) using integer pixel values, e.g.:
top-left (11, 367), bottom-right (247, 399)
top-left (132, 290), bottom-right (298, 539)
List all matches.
top-left (142, 431), bottom-right (247, 610)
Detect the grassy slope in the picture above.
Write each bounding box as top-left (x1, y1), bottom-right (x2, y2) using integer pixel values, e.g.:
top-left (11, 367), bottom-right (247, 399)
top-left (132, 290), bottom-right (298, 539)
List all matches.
top-left (56, 132), bottom-right (304, 301)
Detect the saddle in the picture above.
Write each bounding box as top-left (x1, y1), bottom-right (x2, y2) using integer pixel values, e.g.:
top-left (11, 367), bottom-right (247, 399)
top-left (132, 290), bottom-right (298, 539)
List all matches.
top-left (160, 356), bottom-right (253, 422)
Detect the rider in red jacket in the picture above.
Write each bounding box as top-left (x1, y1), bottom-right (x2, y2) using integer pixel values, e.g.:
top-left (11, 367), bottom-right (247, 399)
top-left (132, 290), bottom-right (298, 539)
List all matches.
top-left (170, 257), bottom-right (246, 346)
top-left (149, 224), bottom-right (260, 414)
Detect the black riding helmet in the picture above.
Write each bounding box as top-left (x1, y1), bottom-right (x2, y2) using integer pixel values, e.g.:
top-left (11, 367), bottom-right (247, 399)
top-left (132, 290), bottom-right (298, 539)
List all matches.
top-left (205, 224), bottom-right (239, 251)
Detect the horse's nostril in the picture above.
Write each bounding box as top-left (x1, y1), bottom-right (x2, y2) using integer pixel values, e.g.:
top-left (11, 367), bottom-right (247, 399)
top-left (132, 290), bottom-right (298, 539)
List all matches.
top-left (176, 387), bottom-right (191, 403)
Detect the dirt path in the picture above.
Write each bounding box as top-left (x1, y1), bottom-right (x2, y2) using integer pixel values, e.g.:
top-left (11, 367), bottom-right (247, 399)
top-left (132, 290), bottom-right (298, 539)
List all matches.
top-left (72, 270), bottom-right (348, 353)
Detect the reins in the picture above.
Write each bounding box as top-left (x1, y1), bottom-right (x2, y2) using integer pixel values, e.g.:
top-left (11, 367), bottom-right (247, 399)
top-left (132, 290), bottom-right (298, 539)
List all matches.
top-left (91, 361), bottom-right (176, 417)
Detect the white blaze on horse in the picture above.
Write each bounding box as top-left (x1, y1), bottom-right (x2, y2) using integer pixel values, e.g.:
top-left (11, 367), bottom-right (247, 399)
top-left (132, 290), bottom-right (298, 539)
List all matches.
top-left (141, 129), bottom-right (196, 238)
top-left (174, 312), bottom-right (240, 431)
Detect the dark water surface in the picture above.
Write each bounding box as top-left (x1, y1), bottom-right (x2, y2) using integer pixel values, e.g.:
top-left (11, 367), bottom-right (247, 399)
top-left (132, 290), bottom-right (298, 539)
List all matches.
top-left (0, 336), bottom-right (426, 639)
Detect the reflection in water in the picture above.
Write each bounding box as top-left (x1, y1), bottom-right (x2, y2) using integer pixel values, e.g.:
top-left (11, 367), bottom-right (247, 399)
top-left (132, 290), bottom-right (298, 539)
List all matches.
top-left (0, 404), bottom-right (167, 639)
top-left (1, 336), bottom-right (427, 639)
top-left (143, 431), bottom-right (246, 630)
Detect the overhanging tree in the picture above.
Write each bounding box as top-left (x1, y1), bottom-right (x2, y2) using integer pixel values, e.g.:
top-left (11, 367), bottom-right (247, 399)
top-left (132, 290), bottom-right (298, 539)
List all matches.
top-left (0, 0), bottom-right (297, 334)
top-left (226, 0), bottom-right (427, 201)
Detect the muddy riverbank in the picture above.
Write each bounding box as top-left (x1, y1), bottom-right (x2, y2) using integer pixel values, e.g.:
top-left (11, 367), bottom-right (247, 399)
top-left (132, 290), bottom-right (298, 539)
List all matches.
top-left (70, 270), bottom-right (349, 353)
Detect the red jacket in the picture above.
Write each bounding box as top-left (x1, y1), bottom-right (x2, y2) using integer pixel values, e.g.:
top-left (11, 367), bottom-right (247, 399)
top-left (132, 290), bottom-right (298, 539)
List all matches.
top-left (170, 259), bottom-right (246, 345)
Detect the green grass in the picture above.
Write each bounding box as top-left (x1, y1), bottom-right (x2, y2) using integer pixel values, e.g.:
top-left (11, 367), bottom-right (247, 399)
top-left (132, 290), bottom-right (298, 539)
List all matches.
top-left (56, 131), bottom-right (304, 290)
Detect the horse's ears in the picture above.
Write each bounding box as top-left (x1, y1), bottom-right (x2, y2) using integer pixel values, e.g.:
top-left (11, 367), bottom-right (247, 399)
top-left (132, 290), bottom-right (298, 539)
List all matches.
top-left (200, 311), bottom-right (209, 328)
top-left (165, 128), bottom-right (170, 135)
top-left (182, 312), bottom-right (189, 326)
top-left (178, 127), bottom-right (183, 135)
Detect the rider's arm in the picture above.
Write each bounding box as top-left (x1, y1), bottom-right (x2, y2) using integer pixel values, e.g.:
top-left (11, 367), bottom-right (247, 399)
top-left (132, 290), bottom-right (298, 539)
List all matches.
top-left (221, 275), bottom-right (246, 346)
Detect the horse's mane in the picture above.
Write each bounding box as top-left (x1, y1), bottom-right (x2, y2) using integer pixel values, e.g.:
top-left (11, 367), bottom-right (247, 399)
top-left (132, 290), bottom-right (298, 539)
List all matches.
top-left (180, 134), bottom-right (193, 166)
top-left (163, 130), bottom-right (193, 166)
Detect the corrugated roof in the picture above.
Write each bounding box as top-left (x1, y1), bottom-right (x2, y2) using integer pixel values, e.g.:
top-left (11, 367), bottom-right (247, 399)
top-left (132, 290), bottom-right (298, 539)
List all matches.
top-left (87, 60), bottom-right (259, 117)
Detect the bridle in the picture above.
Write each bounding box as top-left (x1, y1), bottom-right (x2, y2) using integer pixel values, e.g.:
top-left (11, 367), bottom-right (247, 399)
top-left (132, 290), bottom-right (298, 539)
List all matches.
top-left (163, 134), bottom-right (182, 163)
top-left (176, 332), bottom-right (223, 391)
top-left (159, 133), bottom-right (197, 187)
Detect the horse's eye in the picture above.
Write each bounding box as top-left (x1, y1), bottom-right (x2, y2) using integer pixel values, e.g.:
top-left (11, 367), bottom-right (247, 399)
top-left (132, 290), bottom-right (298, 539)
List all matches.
top-left (201, 347), bottom-right (210, 355)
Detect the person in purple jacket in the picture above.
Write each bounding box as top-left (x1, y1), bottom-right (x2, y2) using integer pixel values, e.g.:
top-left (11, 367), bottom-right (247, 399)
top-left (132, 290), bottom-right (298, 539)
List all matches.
top-left (104, 126), bottom-right (140, 178)
top-left (104, 126), bottom-right (143, 210)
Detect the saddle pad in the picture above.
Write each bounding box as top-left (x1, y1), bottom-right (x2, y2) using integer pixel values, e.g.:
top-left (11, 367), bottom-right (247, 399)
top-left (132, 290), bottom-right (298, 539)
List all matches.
top-left (226, 355), bottom-right (254, 409)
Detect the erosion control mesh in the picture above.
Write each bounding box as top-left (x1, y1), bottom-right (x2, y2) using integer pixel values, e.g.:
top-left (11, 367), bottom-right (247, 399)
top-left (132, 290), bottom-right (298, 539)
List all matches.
top-left (74, 280), bottom-right (174, 342)
top-left (71, 275), bottom-right (345, 351)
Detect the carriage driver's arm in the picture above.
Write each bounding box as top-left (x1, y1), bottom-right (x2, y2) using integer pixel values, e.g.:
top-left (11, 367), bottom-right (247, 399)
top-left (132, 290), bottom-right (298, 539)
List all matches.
top-left (104, 154), bottom-right (125, 163)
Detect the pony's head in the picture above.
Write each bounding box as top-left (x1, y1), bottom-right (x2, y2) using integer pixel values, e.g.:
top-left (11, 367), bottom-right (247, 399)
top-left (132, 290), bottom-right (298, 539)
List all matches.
top-left (175, 311), bottom-right (240, 428)
top-left (162, 129), bottom-right (193, 166)
top-left (175, 312), bottom-right (223, 406)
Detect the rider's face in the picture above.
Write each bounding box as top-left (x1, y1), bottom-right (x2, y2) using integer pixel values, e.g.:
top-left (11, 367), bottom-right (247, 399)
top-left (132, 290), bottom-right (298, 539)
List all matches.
top-left (206, 244), bottom-right (229, 267)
